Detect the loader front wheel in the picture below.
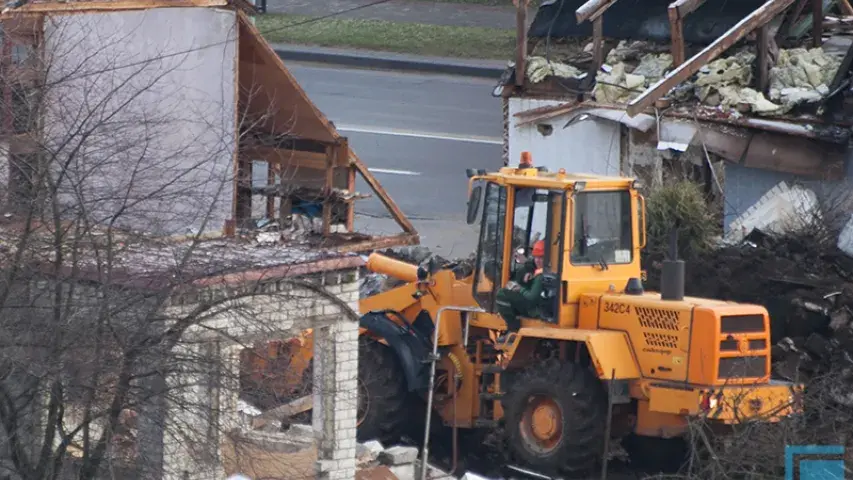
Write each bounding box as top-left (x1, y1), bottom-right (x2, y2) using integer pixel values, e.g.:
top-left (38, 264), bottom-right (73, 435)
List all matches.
top-left (502, 359), bottom-right (607, 477)
top-left (356, 335), bottom-right (409, 443)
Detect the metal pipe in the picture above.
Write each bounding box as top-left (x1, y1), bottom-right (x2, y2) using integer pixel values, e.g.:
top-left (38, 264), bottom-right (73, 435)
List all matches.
top-left (419, 305), bottom-right (487, 480)
top-left (449, 363), bottom-right (460, 476)
top-left (505, 465), bottom-right (553, 479)
top-left (600, 368), bottom-right (616, 480)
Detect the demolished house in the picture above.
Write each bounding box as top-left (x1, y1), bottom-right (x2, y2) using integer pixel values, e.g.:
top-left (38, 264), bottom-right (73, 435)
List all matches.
top-left (0, 1), bottom-right (418, 479)
top-left (496, 0), bottom-right (853, 235)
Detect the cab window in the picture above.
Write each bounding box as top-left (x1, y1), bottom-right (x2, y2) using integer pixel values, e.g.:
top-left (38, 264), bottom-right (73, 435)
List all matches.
top-left (571, 190), bottom-right (633, 266)
top-left (510, 188), bottom-right (550, 270)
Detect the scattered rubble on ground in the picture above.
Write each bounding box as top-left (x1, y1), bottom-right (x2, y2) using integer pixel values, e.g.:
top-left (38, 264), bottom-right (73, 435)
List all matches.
top-left (645, 221), bottom-right (853, 414)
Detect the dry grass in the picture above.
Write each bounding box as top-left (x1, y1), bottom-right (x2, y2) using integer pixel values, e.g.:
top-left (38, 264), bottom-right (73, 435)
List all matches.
top-left (257, 13), bottom-right (516, 59)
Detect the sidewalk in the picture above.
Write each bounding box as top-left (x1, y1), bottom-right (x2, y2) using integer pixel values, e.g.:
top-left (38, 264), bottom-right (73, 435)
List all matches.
top-left (263, 0), bottom-right (515, 29)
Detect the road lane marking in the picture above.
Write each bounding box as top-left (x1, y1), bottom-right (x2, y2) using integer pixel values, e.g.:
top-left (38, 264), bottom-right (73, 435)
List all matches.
top-left (368, 168), bottom-right (422, 176)
top-left (335, 125), bottom-right (503, 145)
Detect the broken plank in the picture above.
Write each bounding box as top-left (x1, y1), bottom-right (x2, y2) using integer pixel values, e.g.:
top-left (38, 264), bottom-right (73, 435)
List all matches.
top-left (626, 0), bottom-right (797, 117)
top-left (668, 5), bottom-right (686, 66)
top-left (352, 152), bottom-right (417, 235)
top-left (669, 0), bottom-right (708, 16)
top-left (668, 0), bottom-right (707, 66)
top-left (516, 0), bottom-right (528, 87)
top-left (251, 394), bottom-right (314, 430)
top-left (576, 0), bottom-right (619, 23)
top-left (813, 0), bottom-right (824, 46)
top-left (757, 25), bottom-right (770, 92)
top-left (592, 17), bottom-right (604, 68)
top-left (322, 144), bottom-right (336, 236)
top-left (346, 165), bottom-right (356, 231)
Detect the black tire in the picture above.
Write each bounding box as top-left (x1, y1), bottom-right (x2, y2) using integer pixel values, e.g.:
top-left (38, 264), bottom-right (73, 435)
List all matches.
top-left (621, 433), bottom-right (689, 474)
top-left (356, 335), bottom-right (410, 443)
top-left (501, 359), bottom-right (607, 477)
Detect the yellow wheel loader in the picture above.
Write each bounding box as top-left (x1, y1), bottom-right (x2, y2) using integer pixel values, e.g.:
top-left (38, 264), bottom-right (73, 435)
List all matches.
top-left (246, 153), bottom-right (805, 477)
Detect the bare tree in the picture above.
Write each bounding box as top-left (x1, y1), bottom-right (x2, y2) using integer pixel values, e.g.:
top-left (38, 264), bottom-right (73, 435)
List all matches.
top-left (0, 8), bottom-right (359, 480)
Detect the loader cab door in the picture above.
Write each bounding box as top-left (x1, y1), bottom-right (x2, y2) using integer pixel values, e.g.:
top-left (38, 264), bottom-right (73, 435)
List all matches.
top-left (472, 183), bottom-right (565, 323)
top-left (565, 188), bottom-right (639, 309)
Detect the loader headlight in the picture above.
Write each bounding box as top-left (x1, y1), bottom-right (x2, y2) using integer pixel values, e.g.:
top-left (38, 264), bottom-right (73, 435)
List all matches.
top-left (417, 265), bottom-right (428, 281)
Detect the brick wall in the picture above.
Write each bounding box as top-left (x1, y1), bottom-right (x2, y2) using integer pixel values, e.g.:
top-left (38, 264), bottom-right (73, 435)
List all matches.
top-left (161, 267), bottom-right (361, 480)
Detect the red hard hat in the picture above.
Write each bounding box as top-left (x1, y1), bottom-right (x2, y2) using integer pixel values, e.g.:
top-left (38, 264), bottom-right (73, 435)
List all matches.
top-left (532, 240), bottom-right (545, 257)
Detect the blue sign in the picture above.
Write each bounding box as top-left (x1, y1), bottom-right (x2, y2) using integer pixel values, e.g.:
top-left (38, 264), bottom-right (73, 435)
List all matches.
top-left (785, 445), bottom-right (845, 480)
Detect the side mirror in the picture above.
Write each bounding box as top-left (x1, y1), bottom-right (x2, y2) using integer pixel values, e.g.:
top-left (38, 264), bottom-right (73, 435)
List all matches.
top-left (466, 185), bottom-right (483, 225)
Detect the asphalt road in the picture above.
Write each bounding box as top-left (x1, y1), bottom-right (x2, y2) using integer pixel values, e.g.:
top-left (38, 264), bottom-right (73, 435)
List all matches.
top-left (286, 62), bottom-right (505, 257)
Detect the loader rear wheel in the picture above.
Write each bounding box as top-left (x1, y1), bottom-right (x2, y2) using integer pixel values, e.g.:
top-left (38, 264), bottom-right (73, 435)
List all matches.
top-left (356, 335), bottom-right (409, 443)
top-left (502, 359), bottom-right (607, 477)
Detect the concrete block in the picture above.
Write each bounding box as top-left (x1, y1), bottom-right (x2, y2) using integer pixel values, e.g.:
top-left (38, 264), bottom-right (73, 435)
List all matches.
top-left (461, 473), bottom-right (491, 480)
top-left (379, 445), bottom-right (419, 466)
top-left (363, 440), bottom-right (385, 454)
top-left (286, 423), bottom-right (315, 439)
top-left (389, 463), bottom-right (416, 480)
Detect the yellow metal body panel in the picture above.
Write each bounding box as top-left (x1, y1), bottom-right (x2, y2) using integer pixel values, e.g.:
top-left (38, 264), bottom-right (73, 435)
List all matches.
top-left (647, 381), bottom-right (801, 424)
top-left (506, 327), bottom-right (641, 379)
top-left (577, 292), bottom-right (772, 386)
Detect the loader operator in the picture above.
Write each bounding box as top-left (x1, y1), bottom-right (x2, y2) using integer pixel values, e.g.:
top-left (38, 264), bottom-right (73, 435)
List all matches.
top-left (495, 239), bottom-right (546, 342)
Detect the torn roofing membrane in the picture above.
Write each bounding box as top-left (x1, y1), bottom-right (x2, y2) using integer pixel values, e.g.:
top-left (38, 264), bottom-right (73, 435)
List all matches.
top-left (529, 0), bottom-right (769, 44)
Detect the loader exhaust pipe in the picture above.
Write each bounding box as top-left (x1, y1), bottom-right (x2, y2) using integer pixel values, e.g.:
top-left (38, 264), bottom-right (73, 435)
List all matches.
top-left (660, 226), bottom-right (685, 301)
top-left (366, 252), bottom-right (419, 283)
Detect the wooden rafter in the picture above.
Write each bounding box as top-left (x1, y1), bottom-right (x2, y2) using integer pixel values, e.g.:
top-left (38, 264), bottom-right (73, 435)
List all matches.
top-left (811, 0), bottom-right (823, 47)
top-left (668, 0), bottom-right (708, 66)
top-left (626, 0), bottom-right (797, 117)
top-left (575, 0), bottom-right (619, 23)
top-left (575, 0), bottom-right (619, 77)
top-left (235, 11), bottom-right (415, 239)
top-left (350, 151), bottom-right (416, 235)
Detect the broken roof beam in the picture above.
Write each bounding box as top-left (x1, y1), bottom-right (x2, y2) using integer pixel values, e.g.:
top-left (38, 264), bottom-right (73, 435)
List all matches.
top-left (576, 0), bottom-right (618, 75)
top-left (626, 0), bottom-right (797, 117)
top-left (668, 0), bottom-right (708, 66)
top-left (351, 151), bottom-right (417, 235)
top-left (575, 0), bottom-right (619, 23)
top-left (812, 0), bottom-right (823, 47)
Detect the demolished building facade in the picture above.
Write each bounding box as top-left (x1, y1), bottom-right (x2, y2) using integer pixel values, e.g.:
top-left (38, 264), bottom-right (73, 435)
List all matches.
top-left (497, 0), bottom-right (853, 236)
top-left (0, 1), bottom-right (420, 479)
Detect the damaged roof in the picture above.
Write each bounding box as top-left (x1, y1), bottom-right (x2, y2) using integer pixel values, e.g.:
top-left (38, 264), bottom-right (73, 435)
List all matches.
top-left (0, 219), bottom-right (364, 290)
top-left (509, 0), bottom-right (853, 120)
top-left (529, 0), bottom-right (768, 44)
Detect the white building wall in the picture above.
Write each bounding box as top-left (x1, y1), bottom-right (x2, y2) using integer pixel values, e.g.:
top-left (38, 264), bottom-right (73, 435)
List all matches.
top-left (42, 7), bottom-right (237, 237)
top-left (507, 98), bottom-right (622, 175)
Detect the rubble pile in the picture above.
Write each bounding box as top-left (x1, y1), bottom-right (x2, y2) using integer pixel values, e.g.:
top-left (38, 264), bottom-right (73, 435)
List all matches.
top-left (645, 228), bottom-right (853, 402)
top-left (526, 36), bottom-right (845, 118)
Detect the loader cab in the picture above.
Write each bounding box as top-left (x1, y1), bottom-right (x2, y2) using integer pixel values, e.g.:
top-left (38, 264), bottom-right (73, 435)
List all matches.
top-left (466, 157), bottom-right (645, 327)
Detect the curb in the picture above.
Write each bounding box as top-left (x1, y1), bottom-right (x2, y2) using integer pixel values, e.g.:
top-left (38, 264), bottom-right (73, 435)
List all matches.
top-left (274, 45), bottom-right (507, 79)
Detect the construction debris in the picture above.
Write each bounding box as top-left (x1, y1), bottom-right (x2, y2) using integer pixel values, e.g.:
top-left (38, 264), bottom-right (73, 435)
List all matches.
top-left (526, 56), bottom-right (584, 83)
top-left (644, 222), bottom-right (853, 409)
top-left (585, 41), bottom-right (845, 118)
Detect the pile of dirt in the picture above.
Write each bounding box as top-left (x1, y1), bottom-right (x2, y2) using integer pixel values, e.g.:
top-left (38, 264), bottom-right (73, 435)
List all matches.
top-left (644, 228), bottom-right (853, 400)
